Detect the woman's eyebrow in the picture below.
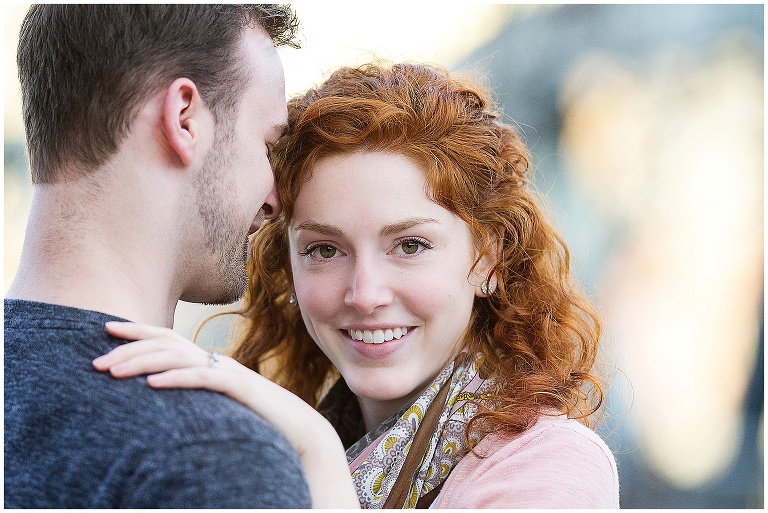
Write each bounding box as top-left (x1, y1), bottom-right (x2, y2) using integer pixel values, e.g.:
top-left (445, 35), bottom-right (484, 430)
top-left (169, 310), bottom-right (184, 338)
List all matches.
top-left (293, 217), bottom-right (440, 238)
top-left (379, 217), bottom-right (440, 237)
top-left (293, 221), bottom-right (343, 237)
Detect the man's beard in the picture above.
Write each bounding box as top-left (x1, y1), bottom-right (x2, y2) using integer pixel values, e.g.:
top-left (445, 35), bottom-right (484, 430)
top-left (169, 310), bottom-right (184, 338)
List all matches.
top-left (188, 127), bottom-right (250, 305)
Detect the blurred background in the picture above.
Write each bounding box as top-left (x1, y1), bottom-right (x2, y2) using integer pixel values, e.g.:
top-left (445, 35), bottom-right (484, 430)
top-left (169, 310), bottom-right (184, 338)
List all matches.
top-left (4, 3), bottom-right (763, 508)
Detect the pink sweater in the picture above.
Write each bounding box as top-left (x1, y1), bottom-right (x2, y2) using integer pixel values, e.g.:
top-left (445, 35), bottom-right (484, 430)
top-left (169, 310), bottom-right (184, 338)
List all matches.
top-left (432, 414), bottom-right (619, 508)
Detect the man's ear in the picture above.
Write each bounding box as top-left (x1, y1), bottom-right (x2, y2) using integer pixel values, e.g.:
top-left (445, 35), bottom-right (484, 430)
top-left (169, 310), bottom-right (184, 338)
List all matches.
top-left (162, 78), bottom-right (206, 167)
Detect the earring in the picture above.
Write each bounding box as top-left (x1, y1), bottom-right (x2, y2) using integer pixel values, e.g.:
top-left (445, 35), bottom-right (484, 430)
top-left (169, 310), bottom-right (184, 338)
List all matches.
top-left (481, 279), bottom-right (496, 295)
top-left (288, 292), bottom-right (298, 307)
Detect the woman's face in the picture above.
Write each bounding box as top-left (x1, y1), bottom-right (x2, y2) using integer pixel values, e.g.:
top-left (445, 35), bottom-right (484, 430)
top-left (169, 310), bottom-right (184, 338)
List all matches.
top-left (288, 151), bottom-right (488, 429)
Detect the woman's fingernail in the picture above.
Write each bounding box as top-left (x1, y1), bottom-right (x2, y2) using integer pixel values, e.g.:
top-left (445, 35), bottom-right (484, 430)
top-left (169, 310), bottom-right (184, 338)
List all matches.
top-left (92, 355), bottom-right (108, 366)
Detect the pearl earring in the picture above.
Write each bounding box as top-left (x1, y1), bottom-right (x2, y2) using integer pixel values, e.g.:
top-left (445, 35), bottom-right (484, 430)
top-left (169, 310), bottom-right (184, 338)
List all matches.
top-left (288, 293), bottom-right (298, 307)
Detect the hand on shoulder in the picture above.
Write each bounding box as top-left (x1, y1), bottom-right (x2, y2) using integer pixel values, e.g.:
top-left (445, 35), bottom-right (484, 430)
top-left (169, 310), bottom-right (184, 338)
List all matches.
top-left (94, 322), bottom-right (360, 509)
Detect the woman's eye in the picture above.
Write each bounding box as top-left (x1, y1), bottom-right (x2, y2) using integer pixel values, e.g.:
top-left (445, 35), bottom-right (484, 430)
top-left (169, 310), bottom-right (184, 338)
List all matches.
top-left (401, 240), bottom-right (420, 254)
top-left (299, 243), bottom-right (341, 260)
top-left (317, 245), bottom-right (337, 258)
top-left (394, 238), bottom-right (432, 255)
top-left (303, 245), bottom-right (337, 259)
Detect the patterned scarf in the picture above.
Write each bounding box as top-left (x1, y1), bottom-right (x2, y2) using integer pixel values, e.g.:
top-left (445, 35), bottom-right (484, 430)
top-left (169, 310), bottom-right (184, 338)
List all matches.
top-left (319, 352), bottom-right (494, 509)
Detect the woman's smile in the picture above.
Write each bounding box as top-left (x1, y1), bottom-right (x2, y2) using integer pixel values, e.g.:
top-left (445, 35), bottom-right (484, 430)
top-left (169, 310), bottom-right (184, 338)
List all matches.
top-left (346, 326), bottom-right (409, 344)
top-left (342, 326), bottom-right (413, 360)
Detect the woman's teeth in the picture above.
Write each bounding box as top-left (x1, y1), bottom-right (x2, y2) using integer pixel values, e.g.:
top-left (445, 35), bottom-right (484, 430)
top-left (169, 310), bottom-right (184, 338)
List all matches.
top-left (348, 327), bottom-right (408, 344)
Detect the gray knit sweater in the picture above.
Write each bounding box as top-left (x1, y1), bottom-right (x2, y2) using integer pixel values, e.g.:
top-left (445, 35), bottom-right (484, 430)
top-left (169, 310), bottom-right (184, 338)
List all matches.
top-left (4, 299), bottom-right (311, 508)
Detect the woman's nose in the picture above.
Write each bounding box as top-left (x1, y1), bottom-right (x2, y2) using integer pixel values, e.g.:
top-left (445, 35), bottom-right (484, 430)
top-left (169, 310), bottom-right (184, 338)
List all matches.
top-left (343, 259), bottom-right (393, 315)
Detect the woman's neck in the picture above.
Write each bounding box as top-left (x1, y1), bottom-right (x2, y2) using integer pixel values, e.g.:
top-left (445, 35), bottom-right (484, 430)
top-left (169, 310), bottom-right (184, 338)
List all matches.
top-left (356, 385), bottom-right (427, 432)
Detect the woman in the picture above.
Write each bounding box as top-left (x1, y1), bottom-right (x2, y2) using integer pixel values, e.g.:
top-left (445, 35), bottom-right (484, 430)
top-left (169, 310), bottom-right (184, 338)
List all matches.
top-left (95, 62), bottom-right (619, 508)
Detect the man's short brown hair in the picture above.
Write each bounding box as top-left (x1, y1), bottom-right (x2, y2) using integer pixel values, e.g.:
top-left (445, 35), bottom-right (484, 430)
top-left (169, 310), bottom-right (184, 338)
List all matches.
top-left (17, 4), bottom-right (299, 183)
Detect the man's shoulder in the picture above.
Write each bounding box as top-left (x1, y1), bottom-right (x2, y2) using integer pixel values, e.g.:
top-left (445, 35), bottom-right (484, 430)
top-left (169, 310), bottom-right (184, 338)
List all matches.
top-left (4, 299), bottom-right (128, 336)
top-left (125, 377), bottom-right (290, 446)
top-left (4, 299), bottom-right (290, 447)
top-left (6, 386), bottom-right (311, 508)
top-left (4, 299), bottom-right (311, 508)
top-left (114, 389), bottom-right (311, 507)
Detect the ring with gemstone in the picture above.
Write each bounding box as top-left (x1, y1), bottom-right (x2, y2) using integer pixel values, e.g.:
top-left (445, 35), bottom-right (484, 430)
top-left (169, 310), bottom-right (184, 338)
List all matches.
top-left (208, 351), bottom-right (221, 369)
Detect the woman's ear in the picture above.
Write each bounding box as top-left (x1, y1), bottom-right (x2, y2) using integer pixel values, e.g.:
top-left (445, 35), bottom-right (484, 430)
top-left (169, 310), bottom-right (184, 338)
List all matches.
top-left (283, 258), bottom-right (294, 282)
top-left (283, 258), bottom-right (295, 285)
top-left (474, 234), bottom-right (501, 298)
top-left (162, 78), bottom-right (207, 167)
top-left (284, 264), bottom-right (299, 307)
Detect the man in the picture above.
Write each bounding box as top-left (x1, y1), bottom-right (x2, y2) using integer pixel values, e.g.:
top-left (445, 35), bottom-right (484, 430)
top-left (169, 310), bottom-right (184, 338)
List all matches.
top-left (5, 5), bottom-right (311, 508)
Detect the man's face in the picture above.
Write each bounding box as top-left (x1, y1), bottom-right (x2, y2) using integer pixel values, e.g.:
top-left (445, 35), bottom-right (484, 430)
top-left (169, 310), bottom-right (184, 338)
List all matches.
top-left (184, 27), bottom-right (287, 305)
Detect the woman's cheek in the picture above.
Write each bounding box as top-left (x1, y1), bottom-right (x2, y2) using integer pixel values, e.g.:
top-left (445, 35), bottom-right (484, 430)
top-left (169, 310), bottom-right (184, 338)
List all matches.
top-left (295, 274), bottom-right (339, 321)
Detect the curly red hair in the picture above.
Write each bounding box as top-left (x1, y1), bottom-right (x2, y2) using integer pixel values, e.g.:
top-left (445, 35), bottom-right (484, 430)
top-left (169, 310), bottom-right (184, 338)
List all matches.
top-left (231, 62), bottom-right (603, 436)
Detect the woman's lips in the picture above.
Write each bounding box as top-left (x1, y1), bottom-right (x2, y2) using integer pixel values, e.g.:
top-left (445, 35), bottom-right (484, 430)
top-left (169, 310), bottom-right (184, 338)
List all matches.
top-left (347, 327), bottom-right (409, 344)
top-left (342, 327), bottom-right (413, 359)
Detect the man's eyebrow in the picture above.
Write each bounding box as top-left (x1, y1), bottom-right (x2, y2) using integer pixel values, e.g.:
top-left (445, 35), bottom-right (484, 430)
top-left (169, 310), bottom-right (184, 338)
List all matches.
top-left (380, 217), bottom-right (441, 237)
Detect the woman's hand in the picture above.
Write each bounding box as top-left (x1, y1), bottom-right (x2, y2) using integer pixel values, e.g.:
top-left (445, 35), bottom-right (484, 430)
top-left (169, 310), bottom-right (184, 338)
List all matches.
top-left (94, 322), bottom-right (359, 509)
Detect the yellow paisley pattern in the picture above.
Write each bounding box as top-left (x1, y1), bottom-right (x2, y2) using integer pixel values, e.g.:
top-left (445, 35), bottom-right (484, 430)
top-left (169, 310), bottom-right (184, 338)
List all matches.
top-left (372, 473), bottom-right (384, 495)
top-left (347, 353), bottom-right (494, 508)
top-left (404, 403), bottom-right (424, 422)
top-left (383, 435), bottom-right (398, 452)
